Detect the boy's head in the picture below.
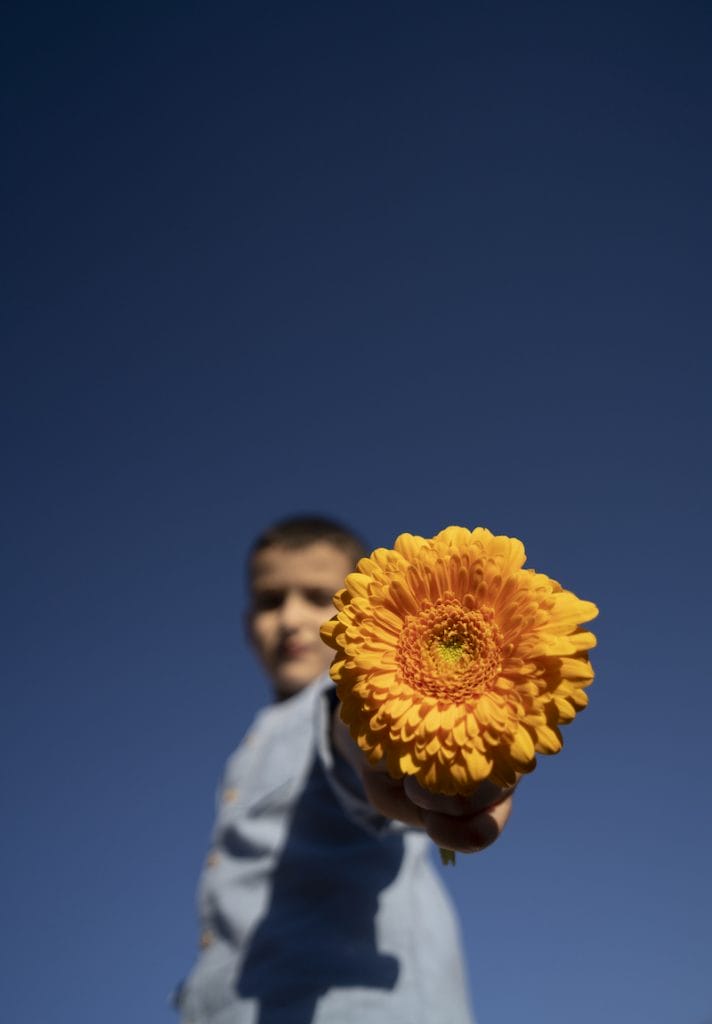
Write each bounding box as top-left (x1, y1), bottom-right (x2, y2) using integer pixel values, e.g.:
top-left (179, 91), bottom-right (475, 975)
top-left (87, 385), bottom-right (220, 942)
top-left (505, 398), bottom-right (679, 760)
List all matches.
top-left (247, 515), bottom-right (368, 700)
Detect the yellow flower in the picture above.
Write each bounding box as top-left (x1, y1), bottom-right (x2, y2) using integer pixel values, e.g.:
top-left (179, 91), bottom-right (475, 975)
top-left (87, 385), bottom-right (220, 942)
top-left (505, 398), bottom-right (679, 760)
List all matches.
top-left (321, 526), bottom-right (598, 795)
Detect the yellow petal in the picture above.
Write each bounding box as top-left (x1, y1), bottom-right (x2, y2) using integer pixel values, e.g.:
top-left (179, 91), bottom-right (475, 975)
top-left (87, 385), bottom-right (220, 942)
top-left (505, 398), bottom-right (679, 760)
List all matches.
top-left (535, 725), bottom-right (563, 754)
top-left (461, 744), bottom-right (491, 781)
top-left (510, 725), bottom-right (535, 763)
top-left (398, 751), bottom-right (419, 774)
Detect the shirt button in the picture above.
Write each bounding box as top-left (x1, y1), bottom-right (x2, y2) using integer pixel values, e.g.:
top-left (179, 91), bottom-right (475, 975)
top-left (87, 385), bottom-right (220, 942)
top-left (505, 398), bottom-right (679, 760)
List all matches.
top-left (206, 849), bottom-right (220, 868)
top-left (200, 929), bottom-right (215, 949)
top-left (222, 787), bottom-right (240, 804)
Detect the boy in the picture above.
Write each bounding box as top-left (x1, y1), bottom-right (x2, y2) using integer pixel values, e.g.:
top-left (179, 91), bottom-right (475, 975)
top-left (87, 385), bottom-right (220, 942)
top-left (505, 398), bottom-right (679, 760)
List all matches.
top-left (176, 516), bottom-right (514, 1024)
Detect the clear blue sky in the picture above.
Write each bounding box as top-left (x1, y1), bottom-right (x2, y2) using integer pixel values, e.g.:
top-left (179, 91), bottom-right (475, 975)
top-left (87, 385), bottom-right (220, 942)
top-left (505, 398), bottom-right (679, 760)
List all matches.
top-left (3, 3), bottom-right (711, 1022)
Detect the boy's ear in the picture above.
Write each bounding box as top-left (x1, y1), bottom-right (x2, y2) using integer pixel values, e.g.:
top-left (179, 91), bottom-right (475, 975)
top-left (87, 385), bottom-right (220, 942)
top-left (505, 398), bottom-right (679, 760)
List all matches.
top-left (244, 607), bottom-right (256, 650)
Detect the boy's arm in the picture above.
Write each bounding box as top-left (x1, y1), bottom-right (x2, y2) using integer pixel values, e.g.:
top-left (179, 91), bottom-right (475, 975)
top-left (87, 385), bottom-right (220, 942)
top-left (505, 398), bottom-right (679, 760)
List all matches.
top-left (331, 707), bottom-right (515, 853)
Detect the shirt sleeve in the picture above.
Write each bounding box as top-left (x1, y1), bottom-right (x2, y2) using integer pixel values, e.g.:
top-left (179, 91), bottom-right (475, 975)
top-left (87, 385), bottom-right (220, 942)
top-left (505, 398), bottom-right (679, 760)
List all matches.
top-left (312, 676), bottom-right (407, 838)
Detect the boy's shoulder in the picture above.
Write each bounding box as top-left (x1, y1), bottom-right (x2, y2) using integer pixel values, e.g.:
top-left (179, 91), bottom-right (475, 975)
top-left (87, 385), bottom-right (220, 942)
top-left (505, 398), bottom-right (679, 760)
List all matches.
top-left (220, 676), bottom-right (333, 805)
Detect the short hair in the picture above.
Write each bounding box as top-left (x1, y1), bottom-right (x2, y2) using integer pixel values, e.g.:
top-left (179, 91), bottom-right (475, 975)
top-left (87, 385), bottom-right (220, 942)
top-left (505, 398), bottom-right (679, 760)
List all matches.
top-left (249, 514), bottom-right (369, 570)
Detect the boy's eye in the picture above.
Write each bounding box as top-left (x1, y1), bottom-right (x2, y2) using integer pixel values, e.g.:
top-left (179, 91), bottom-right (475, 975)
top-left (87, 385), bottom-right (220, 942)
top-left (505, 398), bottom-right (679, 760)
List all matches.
top-left (304, 588), bottom-right (336, 607)
top-left (253, 590), bottom-right (284, 611)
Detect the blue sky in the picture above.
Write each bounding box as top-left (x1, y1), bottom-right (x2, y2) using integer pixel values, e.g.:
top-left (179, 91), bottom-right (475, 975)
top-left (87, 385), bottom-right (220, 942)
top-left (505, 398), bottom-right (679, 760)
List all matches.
top-left (3, 3), bottom-right (711, 1022)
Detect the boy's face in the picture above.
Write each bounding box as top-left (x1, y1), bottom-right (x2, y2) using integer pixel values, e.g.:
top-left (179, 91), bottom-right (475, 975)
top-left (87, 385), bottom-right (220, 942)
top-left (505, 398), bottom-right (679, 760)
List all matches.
top-left (248, 541), bottom-right (353, 699)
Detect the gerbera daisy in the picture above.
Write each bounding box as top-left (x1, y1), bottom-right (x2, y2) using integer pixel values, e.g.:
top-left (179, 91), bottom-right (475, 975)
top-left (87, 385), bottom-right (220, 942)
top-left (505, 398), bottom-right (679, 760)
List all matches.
top-left (321, 526), bottom-right (598, 795)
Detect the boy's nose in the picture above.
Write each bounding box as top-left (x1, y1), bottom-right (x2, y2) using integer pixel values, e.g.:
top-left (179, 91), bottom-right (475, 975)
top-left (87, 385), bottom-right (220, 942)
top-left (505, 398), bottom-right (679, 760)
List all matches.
top-left (279, 590), bottom-right (308, 630)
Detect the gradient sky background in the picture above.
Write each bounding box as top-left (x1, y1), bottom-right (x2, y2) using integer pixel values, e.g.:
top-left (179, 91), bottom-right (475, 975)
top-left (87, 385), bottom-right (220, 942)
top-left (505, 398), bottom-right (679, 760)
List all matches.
top-left (3, 3), bottom-right (711, 1022)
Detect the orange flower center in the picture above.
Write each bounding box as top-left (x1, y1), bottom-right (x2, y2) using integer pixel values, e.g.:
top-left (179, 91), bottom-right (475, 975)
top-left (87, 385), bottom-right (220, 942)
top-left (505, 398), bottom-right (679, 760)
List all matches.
top-left (395, 597), bottom-right (503, 699)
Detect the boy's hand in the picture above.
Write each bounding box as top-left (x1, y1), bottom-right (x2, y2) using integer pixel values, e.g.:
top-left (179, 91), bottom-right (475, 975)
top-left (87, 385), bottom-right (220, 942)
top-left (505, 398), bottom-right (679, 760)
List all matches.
top-left (332, 710), bottom-right (516, 853)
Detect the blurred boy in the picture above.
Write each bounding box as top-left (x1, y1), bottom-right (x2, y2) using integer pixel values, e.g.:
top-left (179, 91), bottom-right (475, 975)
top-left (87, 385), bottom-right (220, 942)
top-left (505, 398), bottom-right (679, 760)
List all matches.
top-left (176, 516), bottom-right (514, 1024)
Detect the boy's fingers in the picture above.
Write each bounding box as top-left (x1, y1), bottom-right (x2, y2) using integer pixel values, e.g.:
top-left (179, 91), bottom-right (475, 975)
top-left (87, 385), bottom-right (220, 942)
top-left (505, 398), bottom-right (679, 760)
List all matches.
top-left (421, 794), bottom-right (514, 853)
top-left (360, 767), bottom-right (424, 829)
top-left (348, 711), bottom-right (518, 849)
top-left (403, 776), bottom-right (517, 817)
top-left (360, 765), bottom-right (516, 848)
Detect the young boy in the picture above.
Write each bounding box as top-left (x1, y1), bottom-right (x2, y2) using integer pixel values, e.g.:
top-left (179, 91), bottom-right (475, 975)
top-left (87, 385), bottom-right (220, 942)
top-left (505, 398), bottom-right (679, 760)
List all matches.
top-left (175, 516), bottom-right (514, 1024)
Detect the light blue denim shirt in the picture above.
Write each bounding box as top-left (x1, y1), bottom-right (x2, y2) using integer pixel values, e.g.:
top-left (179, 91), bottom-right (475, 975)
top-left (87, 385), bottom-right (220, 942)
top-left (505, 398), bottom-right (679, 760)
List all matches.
top-left (175, 677), bottom-right (475, 1024)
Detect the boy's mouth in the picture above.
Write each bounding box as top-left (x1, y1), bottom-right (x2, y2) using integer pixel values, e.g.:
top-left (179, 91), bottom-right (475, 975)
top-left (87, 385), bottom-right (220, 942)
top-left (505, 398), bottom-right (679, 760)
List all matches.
top-left (280, 640), bottom-right (311, 660)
